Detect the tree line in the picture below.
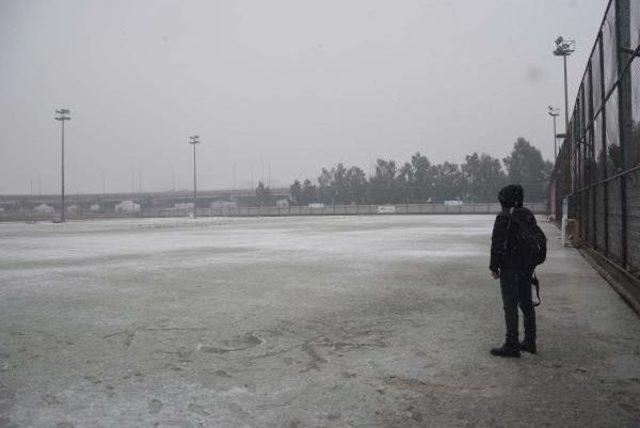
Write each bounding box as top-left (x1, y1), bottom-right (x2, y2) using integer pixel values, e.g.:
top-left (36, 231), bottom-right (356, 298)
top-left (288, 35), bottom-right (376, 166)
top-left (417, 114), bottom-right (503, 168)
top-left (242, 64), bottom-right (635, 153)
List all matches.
top-left (255, 137), bottom-right (552, 206)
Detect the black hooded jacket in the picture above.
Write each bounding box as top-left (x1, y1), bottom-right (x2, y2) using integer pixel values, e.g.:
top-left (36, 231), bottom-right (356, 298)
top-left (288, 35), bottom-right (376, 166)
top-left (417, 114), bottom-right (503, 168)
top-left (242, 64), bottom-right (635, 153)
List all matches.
top-left (490, 206), bottom-right (537, 272)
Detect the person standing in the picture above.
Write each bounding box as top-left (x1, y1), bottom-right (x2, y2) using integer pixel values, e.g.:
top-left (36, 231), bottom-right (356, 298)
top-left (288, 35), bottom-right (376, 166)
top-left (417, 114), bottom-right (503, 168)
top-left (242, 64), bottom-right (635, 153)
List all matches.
top-left (489, 184), bottom-right (543, 358)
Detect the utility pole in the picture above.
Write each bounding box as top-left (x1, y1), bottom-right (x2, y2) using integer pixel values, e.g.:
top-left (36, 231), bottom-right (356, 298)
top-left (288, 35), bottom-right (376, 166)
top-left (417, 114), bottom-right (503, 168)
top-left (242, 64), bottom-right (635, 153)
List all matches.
top-left (54, 109), bottom-right (71, 222)
top-left (189, 135), bottom-right (200, 217)
top-left (553, 36), bottom-right (575, 135)
top-left (233, 162), bottom-right (237, 190)
top-left (251, 165), bottom-right (254, 189)
top-left (548, 105), bottom-right (560, 160)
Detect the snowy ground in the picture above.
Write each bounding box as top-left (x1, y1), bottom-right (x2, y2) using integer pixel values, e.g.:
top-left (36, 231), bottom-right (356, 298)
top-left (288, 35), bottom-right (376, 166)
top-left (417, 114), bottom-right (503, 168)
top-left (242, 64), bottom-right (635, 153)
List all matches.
top-left (0, 215), bottom-right (639, 427)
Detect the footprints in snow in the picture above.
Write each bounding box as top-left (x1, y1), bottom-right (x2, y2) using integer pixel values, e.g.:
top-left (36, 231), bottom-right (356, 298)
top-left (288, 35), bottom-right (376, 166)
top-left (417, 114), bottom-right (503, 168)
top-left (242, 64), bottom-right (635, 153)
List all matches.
top-left (148, 399), bottom-right (217, 418)
top-left (197, 331), bottom-right (265, 354)
top-left (103, 327), bottom-right (267, 358)
top-left (187, 403), bottom-right (210, 416)
top-left (148, 399), bottom-right (163, 415)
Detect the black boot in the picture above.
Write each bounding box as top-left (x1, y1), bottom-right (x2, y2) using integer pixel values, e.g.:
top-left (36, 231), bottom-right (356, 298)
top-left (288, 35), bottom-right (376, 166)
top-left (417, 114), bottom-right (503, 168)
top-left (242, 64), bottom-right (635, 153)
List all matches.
top-left (490, 342), bottom-right (520, 358)
top-left (519, 340), bottom-right (537, 354)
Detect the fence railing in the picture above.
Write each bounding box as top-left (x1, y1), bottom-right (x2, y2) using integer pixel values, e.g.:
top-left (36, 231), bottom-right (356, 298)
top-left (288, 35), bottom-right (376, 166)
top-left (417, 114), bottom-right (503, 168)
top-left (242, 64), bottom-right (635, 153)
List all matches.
top-left (0, 202), bottom-right (548, 222)
top-left (165, 202), bottom-right (547, 218)
top-left (549, 0), bottom-right (640, 276)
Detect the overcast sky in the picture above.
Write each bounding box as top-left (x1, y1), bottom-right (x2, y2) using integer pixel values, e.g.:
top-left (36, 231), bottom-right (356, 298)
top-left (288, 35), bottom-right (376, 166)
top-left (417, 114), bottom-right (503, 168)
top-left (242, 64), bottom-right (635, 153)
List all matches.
top-left (0, 0), bottom-right (608, 195)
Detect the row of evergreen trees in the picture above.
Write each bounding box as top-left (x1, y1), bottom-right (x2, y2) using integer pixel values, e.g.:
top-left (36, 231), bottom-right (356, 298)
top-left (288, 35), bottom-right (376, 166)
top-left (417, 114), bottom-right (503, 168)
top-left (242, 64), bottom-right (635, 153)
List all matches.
top-left (255, 138), bottom-right (552, 206)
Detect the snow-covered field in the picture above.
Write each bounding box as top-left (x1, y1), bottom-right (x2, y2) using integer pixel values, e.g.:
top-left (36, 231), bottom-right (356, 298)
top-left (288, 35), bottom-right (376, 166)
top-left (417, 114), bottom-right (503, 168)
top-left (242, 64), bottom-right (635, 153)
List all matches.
top-left (0, 216), bottom-right (639, 427)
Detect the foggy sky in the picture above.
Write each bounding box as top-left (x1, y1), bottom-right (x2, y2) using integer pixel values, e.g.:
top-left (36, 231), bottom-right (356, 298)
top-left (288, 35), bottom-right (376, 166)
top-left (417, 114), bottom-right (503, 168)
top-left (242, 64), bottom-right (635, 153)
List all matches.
top-left (0, 0), bottom-right (607, 195)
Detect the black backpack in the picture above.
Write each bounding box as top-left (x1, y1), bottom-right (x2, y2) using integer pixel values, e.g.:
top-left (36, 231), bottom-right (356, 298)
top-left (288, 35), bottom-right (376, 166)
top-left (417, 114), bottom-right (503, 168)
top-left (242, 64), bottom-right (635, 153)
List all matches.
top-left (507, 208), bottom-right (546, 306)
top-left (508, 208), bottom-right (547, 268)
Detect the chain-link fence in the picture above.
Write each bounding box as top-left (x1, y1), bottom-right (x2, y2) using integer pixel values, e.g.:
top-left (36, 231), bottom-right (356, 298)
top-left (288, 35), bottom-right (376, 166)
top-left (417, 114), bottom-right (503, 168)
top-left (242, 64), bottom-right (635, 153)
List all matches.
top-left (549, 0), bottom-right (640, 277)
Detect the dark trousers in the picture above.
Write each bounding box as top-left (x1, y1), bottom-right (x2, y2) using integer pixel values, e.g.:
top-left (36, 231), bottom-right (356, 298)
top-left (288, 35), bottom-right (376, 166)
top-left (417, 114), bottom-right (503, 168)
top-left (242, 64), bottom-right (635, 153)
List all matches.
top-left (500, 268), bottom-right (536, 345)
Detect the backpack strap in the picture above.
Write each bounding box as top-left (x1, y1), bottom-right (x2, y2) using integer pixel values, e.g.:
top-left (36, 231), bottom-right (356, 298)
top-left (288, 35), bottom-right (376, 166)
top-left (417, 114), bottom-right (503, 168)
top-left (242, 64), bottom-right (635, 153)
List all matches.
top-left (501, 211), bottom-right (513, 255)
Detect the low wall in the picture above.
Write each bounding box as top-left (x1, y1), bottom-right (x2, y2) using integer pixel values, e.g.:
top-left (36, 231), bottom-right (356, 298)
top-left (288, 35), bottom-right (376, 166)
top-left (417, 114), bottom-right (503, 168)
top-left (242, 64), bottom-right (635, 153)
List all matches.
top-left (186, 202), bottom-right (548, 218)
top-left (0, 202), bottom-right (548, 223)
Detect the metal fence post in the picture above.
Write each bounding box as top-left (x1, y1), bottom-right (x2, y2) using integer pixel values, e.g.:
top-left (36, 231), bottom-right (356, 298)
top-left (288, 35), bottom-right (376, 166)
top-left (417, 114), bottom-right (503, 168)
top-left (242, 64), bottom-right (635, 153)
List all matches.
top-left (598, 30), bottom-right (610, 256)
top-left (615, 0), bottom-right (631, 268)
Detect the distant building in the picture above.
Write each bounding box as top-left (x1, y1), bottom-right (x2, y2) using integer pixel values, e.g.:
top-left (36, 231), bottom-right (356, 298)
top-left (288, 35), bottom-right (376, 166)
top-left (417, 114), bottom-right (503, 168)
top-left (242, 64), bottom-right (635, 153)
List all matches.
top-left (444, 200), bottom-right (464, 206)
top-left (90, 204), bottom-right (100, 212)
top-left (115, 200), bottom-right (141, 213)
top-left (275, 198), bottom-right (289, 208)
top-left (308, 203), bottom-right (324, 208)
top-left (174, 202), bottom-right (194, 210)
top-left (377, 205), bottom-right (396, 214)
top-left (34, 203), bottom-right (54, 214)
top-left (210, 201), bottom-right (237, 210)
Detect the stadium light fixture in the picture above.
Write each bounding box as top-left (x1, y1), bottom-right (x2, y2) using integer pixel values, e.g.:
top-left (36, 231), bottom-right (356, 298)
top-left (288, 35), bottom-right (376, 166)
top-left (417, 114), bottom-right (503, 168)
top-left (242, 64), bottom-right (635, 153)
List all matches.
top-left (553, 36), bottom-right (575, 135)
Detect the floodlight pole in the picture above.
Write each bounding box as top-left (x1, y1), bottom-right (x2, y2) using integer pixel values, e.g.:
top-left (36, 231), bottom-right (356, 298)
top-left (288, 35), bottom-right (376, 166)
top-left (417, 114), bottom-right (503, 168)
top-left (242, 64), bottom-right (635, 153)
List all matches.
top-left (189, 135), bottom-right (200, 217)
top-left (548, 106), bottom-right (560, 160)
top-left (55, 109), bottom-right (71, 222)
top-left (563, 55), bottom-right (569, 132)
top-left (553, 36), bottom-right (575, 135)
top-left (553, 111), bottom-right (558, 160)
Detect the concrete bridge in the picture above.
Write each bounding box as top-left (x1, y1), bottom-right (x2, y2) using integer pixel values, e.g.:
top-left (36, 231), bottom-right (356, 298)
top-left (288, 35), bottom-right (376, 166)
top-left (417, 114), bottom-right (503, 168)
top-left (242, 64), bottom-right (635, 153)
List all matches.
top-left (0, 187), bottom-right (291, 212)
